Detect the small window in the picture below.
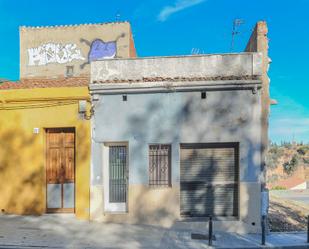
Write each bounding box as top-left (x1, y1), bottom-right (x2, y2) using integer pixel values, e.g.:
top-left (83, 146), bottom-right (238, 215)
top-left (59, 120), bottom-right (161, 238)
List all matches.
top-left (149, 144), bottom-right (171, 187)
top-left (66, 66), bottom-right (74, 77)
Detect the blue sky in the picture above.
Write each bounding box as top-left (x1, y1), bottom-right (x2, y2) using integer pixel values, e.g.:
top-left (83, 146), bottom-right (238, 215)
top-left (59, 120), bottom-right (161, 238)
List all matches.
top-left (0, 0), bottom-right (308, 143)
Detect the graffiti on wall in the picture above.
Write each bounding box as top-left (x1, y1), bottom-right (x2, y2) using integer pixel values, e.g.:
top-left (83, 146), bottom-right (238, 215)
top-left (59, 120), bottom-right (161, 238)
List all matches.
top-left (79, 33), bottom-right (125, 69)
top-left (27, 43), bottom-right (85, 66)
top-left (27, 33), bottom-right (126, 68)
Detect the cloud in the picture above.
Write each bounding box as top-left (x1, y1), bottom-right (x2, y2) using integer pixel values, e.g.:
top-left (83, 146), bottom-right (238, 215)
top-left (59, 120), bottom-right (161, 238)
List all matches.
top-left (157, 0), bottom-right (206, 22)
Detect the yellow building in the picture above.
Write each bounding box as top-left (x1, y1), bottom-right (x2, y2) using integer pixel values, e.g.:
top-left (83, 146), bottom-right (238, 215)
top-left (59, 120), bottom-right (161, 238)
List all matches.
top-left (0, 78), bottom-right (91, 218)
top-left (0, 21), bottom-right (136, 219)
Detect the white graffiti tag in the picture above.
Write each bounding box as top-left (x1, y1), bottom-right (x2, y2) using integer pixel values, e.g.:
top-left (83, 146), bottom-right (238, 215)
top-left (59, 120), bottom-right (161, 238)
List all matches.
top-left (27, 43), bottom-right (85, 66)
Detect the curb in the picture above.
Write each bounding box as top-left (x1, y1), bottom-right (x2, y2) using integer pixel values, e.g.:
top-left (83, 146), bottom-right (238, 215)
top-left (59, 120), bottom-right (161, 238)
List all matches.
top-left (218, 246), bottom-right (309, 249)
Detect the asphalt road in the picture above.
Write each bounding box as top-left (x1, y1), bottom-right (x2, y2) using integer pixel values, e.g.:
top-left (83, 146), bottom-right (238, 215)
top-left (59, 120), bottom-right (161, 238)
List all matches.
top-left (270, 189), bottom-right (309, 205)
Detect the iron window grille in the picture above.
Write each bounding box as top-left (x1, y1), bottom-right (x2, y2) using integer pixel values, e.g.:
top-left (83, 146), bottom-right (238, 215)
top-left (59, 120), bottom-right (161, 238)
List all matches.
top-left (149, 144), bottom-right (171, 187)
top-left (109, 146), bottom-right (127, 203)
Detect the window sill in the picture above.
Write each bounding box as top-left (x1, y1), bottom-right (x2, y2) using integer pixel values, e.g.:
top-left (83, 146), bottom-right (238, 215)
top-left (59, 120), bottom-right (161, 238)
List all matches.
top-left (103, 211), bottom-right (128, 215)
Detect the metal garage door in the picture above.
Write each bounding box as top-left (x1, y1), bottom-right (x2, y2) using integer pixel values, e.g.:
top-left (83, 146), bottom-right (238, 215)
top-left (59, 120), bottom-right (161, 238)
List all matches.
top-left (180, 143), bottom-right (239, 218)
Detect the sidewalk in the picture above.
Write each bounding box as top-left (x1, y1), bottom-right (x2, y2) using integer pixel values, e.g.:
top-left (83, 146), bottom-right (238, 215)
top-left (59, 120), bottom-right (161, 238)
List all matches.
top-left (0, 214), bottom-right (307, 249)
top-left (161, 230), bottom-right (308, 248)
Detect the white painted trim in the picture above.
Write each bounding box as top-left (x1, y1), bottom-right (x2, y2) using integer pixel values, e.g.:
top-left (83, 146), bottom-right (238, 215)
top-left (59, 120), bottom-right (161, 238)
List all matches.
top-left (90, 80), bottom-right (262, 95)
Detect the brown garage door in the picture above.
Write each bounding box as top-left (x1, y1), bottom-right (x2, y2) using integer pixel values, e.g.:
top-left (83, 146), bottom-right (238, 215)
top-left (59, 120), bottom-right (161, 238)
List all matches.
top-left (180, 143), bottom-right (239, 218)
top-left (46, 128), bottom-right (75, 213)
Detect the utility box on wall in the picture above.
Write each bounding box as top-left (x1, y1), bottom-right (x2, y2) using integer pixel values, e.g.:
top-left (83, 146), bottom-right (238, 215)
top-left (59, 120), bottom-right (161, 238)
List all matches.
top-left (78, 100), bottom-right (87, 119)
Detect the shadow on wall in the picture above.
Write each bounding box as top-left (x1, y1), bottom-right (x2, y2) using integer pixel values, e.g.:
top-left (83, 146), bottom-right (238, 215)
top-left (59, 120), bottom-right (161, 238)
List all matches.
top-left (0, 113), bottom-right (44, 215)
top-left (75, 122), bottom-right (91, 219)
top-left (180, 145), bottom-right (239, 218)
top-left (0, 107), bottom-right (91, 219)
top-left (102, 90), bottom-right (262, 227)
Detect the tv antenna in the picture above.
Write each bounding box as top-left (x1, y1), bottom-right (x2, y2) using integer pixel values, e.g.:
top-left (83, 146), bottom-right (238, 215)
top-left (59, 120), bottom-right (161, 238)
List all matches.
top-left (231, 19), bottom-right (244, 52)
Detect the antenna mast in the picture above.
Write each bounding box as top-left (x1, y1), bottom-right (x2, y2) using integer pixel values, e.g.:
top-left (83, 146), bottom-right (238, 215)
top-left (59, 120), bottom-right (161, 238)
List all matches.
top-left (231, 19), bottom-right (244, 52)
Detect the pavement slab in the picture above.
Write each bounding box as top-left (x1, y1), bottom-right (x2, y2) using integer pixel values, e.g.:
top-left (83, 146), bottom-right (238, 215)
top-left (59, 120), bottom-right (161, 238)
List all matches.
top-left (0, 214), bottom-right (308, 249)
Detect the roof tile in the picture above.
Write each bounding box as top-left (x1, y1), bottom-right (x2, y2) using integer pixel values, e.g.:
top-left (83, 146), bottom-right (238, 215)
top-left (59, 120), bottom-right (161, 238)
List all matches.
top-left (0, 77), bottom-right (89, 90)
top-left (92, 75), bottom-right (260, 84)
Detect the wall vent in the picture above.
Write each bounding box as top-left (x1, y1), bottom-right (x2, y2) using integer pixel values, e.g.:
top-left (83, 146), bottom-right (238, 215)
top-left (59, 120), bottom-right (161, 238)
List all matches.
top-left (66, 66), bottom-right (74, 77)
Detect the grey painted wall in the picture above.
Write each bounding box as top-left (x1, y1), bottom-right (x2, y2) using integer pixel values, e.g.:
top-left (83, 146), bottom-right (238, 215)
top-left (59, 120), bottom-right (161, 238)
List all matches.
top-left (91, 88), bottom-right (262, 186)
top-left (91, 53), bottom-right (262, 82)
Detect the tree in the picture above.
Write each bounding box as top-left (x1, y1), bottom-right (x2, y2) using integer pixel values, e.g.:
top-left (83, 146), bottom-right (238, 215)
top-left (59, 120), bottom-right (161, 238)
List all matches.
top-left (283, 154), bottom-right (299, 175)
top-left (266, 144), bottom-right (284, 169)
top-left (303, 157), bottom-right (309, 165)
top-left (297, 146), bottom-right (308, 155)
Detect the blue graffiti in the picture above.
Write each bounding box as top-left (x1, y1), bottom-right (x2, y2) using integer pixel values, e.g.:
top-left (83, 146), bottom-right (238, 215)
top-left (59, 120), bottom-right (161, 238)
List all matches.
top-left (89, 39), bottom-right (117, 61)
top-left (80, 33), bottom-right (125, 69)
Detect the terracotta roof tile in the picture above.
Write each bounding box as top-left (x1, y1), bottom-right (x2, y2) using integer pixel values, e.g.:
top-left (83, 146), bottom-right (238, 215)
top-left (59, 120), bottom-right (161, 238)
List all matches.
top-left (92, 75), bottom-right (260, 84)
top-left (0, 77), bottom-right (89, 90)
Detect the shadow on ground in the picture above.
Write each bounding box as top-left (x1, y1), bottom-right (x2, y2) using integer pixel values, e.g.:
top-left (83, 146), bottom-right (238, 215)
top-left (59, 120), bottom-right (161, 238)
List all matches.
top-left (268, 197), bottom-right (307, 232)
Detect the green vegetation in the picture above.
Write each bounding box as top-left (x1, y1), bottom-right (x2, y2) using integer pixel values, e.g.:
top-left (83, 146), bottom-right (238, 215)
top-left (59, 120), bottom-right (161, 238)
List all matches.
top-left (282, 142), bottom-right (293, 149)
top-left (271, 186), bottom-right (287, 190)
top-left (266, 143), bottom-right (284, 169)
top-left (303, 157), bottom-right (309, 164)
top-left (283, 154), bottom-right (299, 175)
top-left (267, 142), bottom-right (309, 171)
top-left (297, 146), bottom-right (309, 155)
top-left (267, 142), bottom-right (309, 187)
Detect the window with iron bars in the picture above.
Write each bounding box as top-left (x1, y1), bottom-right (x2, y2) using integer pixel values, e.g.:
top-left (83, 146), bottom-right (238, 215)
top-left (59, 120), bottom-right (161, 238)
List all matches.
top-left (149, 144), bottom-right (171, 187)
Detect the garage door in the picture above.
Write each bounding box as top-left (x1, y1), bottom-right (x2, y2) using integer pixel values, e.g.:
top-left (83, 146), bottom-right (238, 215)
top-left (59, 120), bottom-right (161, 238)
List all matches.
top-left (180, 143), bottom-right (239, 218)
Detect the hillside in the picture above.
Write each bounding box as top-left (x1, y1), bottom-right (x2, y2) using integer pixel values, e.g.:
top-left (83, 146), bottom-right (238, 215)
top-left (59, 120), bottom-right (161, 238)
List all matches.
top-left (266, 142), bottom-right (309, 189)
top-left (268, 193), bottom-right (308, 231)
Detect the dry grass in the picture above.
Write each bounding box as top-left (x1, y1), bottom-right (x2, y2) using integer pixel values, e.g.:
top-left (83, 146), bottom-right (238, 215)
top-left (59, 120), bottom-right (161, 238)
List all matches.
top-left (268, 195), bottom-right (309, 232)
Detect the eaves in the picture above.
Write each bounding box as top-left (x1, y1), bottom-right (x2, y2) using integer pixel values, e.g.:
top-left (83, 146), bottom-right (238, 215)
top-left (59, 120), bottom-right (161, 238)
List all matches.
top-left (89, 80), bottom-right (262, 95)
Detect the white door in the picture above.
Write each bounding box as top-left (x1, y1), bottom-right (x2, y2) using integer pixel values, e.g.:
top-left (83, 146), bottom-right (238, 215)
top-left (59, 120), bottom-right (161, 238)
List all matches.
top-left (103, 143), bottom-right (128, 212)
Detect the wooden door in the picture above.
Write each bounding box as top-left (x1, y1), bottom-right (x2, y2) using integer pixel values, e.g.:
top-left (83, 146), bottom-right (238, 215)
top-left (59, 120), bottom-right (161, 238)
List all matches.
top-left (46, 128), bottom-right (75, 213)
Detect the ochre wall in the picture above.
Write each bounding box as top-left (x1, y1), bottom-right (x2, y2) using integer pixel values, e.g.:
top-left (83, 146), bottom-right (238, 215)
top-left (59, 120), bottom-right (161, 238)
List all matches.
top-left (0, 87), bottom-right (90, 219)
top-left (90, 185), bottom-right (180, 227)
top-left (90, 183), bottom-right (260, 233)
